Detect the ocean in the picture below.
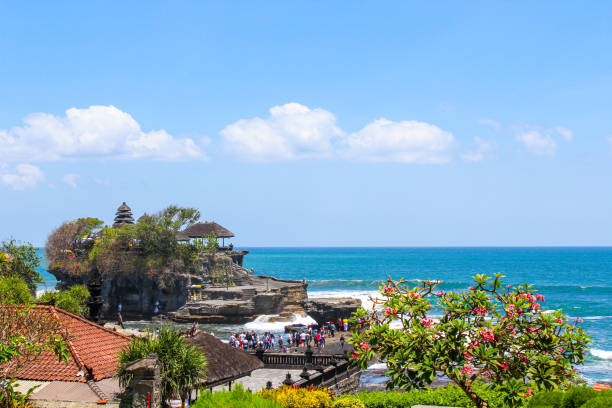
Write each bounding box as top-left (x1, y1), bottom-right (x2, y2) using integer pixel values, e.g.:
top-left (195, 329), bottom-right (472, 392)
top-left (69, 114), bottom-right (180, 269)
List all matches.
top-left (38, 247), bottom-right (612, 384)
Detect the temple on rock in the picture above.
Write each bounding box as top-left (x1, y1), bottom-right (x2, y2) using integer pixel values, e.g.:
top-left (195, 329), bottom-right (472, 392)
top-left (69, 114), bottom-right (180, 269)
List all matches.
top-left (112, 202), bottom-right (135, 228)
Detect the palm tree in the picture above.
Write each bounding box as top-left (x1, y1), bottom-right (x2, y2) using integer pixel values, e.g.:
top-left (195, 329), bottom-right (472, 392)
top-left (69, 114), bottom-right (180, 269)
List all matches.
top-left (118, 325), bottom-right (207, 405)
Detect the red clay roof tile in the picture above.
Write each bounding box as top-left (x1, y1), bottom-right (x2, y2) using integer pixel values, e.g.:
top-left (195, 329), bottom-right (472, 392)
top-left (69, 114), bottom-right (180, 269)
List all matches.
top-left (4, 305), bottom-right (131, 382)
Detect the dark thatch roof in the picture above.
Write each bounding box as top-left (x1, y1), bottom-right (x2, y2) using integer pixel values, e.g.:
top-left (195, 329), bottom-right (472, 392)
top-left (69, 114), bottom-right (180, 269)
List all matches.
top-left (185, 332), bottom-right (263, 387)
top-left (175, 231), bottom-right (190, 241)
top-left (181, 222), bottom-right (234, 239)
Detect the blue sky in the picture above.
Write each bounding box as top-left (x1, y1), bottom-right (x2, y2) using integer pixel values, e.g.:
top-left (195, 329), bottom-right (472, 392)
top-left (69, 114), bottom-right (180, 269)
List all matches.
top-left (1, 2), bottom-right (612, 246)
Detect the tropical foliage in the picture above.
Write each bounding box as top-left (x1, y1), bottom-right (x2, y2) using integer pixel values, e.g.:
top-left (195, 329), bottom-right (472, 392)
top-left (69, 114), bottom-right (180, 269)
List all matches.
top-left (46, 206), bottom-right (203, 282)
top-left (36, 285), bottom-right (90, 316)
top-left (0, 277), bottom-right (31, 305)
top-left (349, 273), bottom-right (591, 408)
top-left (0, 240), bottom-right (42, 294)
top-left (117, 325), bottom-right (207, 404)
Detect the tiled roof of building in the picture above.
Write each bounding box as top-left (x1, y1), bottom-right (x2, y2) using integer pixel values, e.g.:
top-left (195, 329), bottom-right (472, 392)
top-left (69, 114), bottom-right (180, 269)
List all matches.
top-left (6, 305), bottom-right (131, 382)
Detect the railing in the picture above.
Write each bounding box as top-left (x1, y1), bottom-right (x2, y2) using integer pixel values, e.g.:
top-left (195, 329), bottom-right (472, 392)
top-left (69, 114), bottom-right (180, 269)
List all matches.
top-left (251, 351), bottom-right (342, 368)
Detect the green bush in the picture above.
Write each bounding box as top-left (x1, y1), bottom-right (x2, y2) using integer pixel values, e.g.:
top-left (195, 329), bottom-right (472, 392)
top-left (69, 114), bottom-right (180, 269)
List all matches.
top-left (353, 385), bottom-right (506, 408)
top-left (0, 276), bottom-right (31, 304)
top-left (193, 384), bottom-right (282, 408)
top-left (561, 387), bottom-right (598, 408)
top-left (580, 395), bottom-right (612, 408)
top-left (37, 285), bottom-right (90, 316)
top-left (528, 390), bottom-right (565, 408)
top-left (331, 397), bottom-right (366, 408)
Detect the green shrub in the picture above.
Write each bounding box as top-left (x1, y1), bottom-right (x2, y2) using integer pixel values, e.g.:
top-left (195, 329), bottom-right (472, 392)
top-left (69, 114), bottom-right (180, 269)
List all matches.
top-left (194, 384), bottom-right (282, 408)
top-left (36, 285), bottom-right (90, 316)
top-left (528, 390), bottom-right (565, 408)
top-left (580, 395), bottom-right (612, 408)
top-left (0, 276), bottom-right (31, 304)
top-left (561, 387), bottom-right (598, 408)
top-left (259, 386), bottom-right (332, 408)
top-left (353, 385), bottom-right (506, 408)
top-left (331, 397), bottom-right (366, 408)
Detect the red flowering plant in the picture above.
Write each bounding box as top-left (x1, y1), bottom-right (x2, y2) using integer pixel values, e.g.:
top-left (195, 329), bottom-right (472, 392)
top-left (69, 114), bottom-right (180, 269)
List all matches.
top-left (349, 273), bottom-right (591, 408)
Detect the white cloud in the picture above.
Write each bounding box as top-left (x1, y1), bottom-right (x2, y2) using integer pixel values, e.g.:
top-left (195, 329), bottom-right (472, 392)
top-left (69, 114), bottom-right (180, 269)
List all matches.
top-left (221, 103), bottom-right (343, 161)
top-left (477, 118), bottom-right (501, 131)
top-left (62, 173), bottom-right (79, 188)
top-left (341, 119), bottom-right (454, 163)
top-left (515, 125), bottom-right (573, 156)
top-left (0, 105), bottom-right (204, 162)
top-left (461, 137), bottom-right (494, 162)
top-left (554, 126), bottom-right (573, 141)
top-left (222, 103), bottom-right (454, 163)
top-left (1, 164), bottom-right (45, 190)
top-left (516, 129), bottom-right (557, 156)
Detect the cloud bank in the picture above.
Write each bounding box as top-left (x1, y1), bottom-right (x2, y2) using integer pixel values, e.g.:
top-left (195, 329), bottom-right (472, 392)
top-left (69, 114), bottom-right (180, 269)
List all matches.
top-left (0, 105), bottom-right (204, 162)
top-left (222, 103), bottom-right (454, 163)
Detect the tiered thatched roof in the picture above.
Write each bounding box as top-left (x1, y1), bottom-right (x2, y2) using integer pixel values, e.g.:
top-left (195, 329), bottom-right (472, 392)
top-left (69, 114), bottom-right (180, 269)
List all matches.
top-left (186, 332), bottom-right (263, 387)
top-left (113, 202), bottom-right (135, 228)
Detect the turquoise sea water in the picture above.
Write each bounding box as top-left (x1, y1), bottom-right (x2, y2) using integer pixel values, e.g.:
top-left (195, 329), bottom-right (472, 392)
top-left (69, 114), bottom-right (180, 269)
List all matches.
top-left (38, 247), bottom-right (612, 383)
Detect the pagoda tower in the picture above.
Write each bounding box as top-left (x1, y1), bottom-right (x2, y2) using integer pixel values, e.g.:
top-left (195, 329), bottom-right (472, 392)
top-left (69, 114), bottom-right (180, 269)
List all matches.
top-left (113, 202), bottom-right (135, 228)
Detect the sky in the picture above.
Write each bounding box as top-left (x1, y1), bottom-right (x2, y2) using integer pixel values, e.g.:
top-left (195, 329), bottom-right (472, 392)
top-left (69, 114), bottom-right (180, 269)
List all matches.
top-left (1, 1), bottom-right (612, 247)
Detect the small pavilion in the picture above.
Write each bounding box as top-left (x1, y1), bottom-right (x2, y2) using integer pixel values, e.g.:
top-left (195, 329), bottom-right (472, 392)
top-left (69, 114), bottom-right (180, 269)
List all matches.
top-left (178, 221), bottom-right (235, 247)
top-left (113, 202), bottom-right (135, 228)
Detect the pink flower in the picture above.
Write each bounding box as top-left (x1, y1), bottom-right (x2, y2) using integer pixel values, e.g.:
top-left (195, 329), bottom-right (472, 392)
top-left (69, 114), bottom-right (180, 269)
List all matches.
top-left (555, 318), bottom-right (563, 323)
top-left (383, 286), bottom-right (395, 295)
top-left (351, 351), bottom-right (359, 358)
top-left (461, 365), bottom-right (474, 375)
top-left (479, 328), bottom-right (495, 342)
top-left (499, 362), bottom-right (509, 371)
top-left (434, 290), bottom-right (445, 297)
top-left (421, 318), bottom-right (433, 328)
top-left (360, 342), bottom-right (371, 351)
top-left (520, 355), bottom-right (528, 363)
top-left (472, 307), bottom-right (488, 317)
top-left (464, 351), bottom-right (472, 360)
top-left (531, 303), bottom-right (541, 311)
top-left (536, 293), bottom-right (545, 302)
top-left (469, 286), bottom-right (474, 290)
top-left (557, 347), bottom-right (565, 354)
top-left (524, 388), bottom-right (533, 397)
top-left (383, 307), bottom-right (398, 316)
top-left (408, 292), bottom-right (422, 299)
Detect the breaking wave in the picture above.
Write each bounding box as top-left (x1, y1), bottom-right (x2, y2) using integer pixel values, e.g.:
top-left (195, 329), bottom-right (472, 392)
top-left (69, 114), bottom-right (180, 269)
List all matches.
top-left (244, 313), bottom-right (317, 332)
top-left (591, 349), bottom-right (612, 360)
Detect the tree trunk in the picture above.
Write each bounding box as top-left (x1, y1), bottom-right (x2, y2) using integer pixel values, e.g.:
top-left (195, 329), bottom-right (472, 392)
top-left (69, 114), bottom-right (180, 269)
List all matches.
top-left (457, 379), bottom-right (489, 408)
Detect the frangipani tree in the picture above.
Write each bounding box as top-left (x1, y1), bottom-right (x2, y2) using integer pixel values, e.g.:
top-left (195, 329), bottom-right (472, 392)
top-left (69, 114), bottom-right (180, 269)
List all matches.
top-left (349, 274), bottom-right (591, 408)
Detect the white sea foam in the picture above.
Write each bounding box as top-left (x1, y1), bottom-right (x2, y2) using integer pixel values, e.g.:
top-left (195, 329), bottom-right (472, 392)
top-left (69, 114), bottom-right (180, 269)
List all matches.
top-left (367, 363), bottom-right (388, 370)
top-left (36, 288), bottom-right (56, 298)
top-left (244, 313), bottom-right (317, 332)
top-left (307, 289), bottom-right (380, 311)
top-left (591, 349), bottom-right (612, 360)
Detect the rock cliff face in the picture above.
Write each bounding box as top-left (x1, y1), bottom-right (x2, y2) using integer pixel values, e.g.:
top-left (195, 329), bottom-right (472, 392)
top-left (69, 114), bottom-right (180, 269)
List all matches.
top-left (303, 298), bottom-right (362, 324)
top-left (169, 274), bottom-right (308, 324)
top-left (51, 251), bottom-right (308, 322)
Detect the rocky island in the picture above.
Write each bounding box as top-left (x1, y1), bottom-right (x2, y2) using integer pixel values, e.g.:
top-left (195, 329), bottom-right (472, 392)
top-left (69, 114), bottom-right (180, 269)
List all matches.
top-left (46, 203), bottom-right (360, 325)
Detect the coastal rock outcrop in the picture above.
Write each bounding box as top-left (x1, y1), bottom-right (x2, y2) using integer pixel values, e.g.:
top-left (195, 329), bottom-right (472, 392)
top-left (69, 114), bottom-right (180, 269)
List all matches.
top-left (303, 297), bottom-right (362, 324)
top-left (169, 273), bottom-right (308, 324)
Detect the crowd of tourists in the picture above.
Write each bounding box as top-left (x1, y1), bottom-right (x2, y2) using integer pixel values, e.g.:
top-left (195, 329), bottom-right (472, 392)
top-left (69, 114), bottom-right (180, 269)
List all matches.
top-left (228, 317), bottom-right (351, 353)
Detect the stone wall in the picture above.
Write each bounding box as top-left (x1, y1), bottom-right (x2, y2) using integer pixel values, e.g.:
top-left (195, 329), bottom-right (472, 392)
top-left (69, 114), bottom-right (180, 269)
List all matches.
top-left (120, 354), bottom-right (162, 408)
top-left (328, 369), bottom-right (362, 397)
